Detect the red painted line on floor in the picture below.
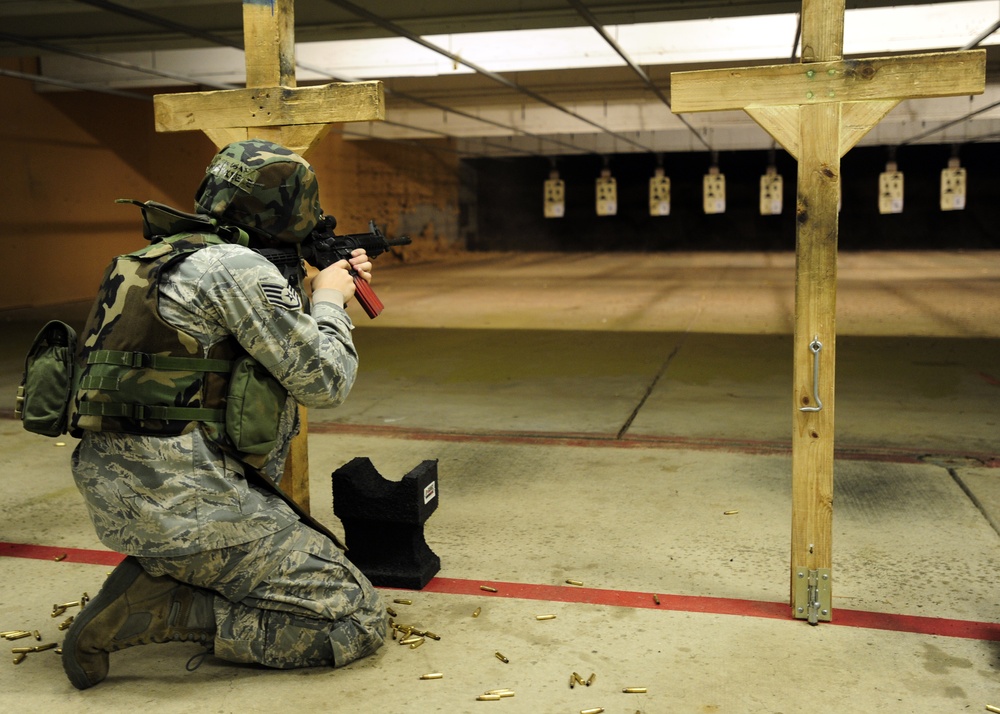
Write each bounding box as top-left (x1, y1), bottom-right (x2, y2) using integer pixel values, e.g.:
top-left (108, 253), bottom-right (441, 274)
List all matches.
top-left (7, 542), bottom-right (995, 642)
top-left (421, 577), bottom-right (790, 620)
top-left (419, 577), bottom-right (1000, 642)
top-left (0, 541), bottom-right (125, 567)
top-left (831, 607), bottom-right (1000, 640)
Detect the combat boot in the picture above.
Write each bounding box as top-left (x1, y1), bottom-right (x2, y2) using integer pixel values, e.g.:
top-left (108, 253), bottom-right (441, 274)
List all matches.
top-left (62, 556), bottom-right (216, 690)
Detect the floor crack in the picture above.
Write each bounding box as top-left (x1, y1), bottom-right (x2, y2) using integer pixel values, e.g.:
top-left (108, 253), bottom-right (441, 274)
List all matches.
top-left (922, 455), bottom-right (1000, 539)
top-left (616, 339), bottom-right (684, 440)
top-left (947, 466), bottom-right (1000, 539)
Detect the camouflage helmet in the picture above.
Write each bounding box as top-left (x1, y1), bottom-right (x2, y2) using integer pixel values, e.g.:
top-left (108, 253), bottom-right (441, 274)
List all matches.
top-left (194, 139), bottom-right (321, 243)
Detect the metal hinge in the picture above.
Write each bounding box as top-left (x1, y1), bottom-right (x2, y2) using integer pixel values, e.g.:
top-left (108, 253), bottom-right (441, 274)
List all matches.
top-left (794, 567), bottom-right (832, 624)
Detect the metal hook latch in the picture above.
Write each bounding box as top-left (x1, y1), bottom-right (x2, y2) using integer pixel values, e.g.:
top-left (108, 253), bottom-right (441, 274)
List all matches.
top-left (800, 336), bottom-right (823, 412)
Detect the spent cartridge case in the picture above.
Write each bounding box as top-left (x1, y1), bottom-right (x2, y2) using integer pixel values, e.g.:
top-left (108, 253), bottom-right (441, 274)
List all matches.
top-left (420, 673), bottom-right (443, 680)
top-left (392, 599), bottom-right (412, 605)
top-left (480, 585), bottom-right (498, 593)
top-left (476, 694), bottom-right (502, 701)
top-left (566, 579), bottom-right (584, 586)
top-left (580, 709), bottom-right (605, 714)
top-left (623, 687), bottom-right (648, 693)
top-left (472, 607), bottom-right (482, 618)
top-left (494, 651), bottom-right (509, 663)
top-left (535, 614), bottom-right (556, 620)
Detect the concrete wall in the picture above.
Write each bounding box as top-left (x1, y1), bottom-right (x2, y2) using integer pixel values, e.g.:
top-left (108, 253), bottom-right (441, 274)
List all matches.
top-left (0, 58), bottom-right (461, 310)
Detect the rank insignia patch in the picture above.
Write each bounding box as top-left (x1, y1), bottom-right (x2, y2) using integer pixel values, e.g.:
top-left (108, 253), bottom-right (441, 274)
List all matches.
top-left (259, 281), bottom-right (301, 310)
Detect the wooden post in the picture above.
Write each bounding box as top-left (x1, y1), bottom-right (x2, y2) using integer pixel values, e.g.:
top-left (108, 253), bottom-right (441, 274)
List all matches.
top-left (152, 0), bottom-right (386, 512)
top-left (670, 0), bottom-right (985, 622)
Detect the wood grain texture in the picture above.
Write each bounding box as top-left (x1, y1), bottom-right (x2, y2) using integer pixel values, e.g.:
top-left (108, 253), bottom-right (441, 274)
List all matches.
top-left (671, 50), bottom-right (986, 113)
top-left (243, 0), bottom-right (296, 88)
top-left (153, 81), bottom-right (385, 132)
top-left (801, 0), bottom-right (844, 63)
top-left (790, 102), bottom-right (840, 591)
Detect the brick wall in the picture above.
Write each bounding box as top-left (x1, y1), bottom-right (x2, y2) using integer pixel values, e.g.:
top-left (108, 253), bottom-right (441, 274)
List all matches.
top-left (0, 62), bottom-right (461, 310)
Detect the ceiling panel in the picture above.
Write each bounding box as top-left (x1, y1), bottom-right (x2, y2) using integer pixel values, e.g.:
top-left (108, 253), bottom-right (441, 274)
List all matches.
top-left (1, 0), bottom-right (997, 156)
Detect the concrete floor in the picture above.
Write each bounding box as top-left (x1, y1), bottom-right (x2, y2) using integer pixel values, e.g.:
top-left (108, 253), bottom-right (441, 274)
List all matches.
top-left (0, 250), bottom-right (998, 713)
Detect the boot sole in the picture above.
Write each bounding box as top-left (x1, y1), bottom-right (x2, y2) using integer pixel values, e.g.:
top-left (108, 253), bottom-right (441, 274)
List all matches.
top-left (62, 556), bottom-right (145, 690)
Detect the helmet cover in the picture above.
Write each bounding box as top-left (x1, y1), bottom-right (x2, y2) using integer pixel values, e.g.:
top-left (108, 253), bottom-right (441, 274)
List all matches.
top-left (194, 140), bottom-right (321, 243)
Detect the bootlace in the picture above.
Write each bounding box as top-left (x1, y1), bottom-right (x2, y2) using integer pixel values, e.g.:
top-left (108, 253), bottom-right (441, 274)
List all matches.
top-left (185, 647), bottom-right (212, 672)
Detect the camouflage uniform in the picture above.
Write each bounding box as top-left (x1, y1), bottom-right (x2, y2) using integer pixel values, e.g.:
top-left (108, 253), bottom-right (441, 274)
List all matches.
top-left (70, 141), bottom-right (386, 669)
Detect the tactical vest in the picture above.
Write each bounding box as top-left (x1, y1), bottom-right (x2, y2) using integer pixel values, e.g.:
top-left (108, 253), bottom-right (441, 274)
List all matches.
top-left (72, 233), bottom-right (242, 444)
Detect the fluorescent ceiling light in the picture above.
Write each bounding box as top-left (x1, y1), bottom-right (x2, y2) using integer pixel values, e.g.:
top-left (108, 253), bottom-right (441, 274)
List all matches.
top-left (297, 1), bottom-right (998, 81)
top-left (41, 1), bottom-right (999, 88)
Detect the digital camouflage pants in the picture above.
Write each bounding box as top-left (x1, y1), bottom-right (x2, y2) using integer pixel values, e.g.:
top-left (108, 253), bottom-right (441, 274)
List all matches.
top-left (138, 522), bottom-right (387, 668)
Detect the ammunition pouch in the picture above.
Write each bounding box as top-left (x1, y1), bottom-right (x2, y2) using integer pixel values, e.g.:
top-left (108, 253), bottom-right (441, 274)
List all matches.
top-left (74, 349), bottom-right (285, 457)
top-left (15, 320), bottom-right (78, 437)
top-left (225, 355), bottom-right (285, 455)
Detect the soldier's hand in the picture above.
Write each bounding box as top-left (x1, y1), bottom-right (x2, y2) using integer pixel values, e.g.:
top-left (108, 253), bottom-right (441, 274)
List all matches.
top-left (348, 249), bottom-right (373, 285)
top-left (310, 250), bottom-right (372, 305)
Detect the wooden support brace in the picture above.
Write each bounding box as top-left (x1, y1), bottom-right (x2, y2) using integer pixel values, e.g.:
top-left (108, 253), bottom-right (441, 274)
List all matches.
top-left (790, 101), bottom-right (840, 621)
top-left (670, 0), bottom-right (986, 623)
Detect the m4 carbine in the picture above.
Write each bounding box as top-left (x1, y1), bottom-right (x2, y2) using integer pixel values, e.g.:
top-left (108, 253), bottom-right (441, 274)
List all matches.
top-left (117, 200), bottom-right (409, 319)
top-left (259, 218), bottom-right (411, 319)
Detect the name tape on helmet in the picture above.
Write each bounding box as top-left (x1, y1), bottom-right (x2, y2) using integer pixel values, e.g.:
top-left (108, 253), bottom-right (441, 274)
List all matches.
top-left (207, 155), bottom-right (261, 194)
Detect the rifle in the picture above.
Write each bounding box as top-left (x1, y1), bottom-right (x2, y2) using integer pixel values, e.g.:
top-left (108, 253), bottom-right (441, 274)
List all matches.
top-left (118, 200), bottom-right (409, 318)
top-left (256, 218), bottom-right (411, 319)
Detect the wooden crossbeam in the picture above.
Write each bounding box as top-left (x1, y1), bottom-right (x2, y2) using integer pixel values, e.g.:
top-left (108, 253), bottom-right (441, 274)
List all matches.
top-left (670, 0), bottom-right (985, 623)
top-left (154, 0), bottom-right (384, 157)
top-left (153, 0), bottom-right (387, 511)
top-left (671, 52), bottom-right (985, 113)
top-left (154, 82), bottom-right (385, 133)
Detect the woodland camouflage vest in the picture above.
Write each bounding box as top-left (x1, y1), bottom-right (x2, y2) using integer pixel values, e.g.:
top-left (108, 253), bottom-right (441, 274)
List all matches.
top-left (72, 233), bottom-right (242, 443)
